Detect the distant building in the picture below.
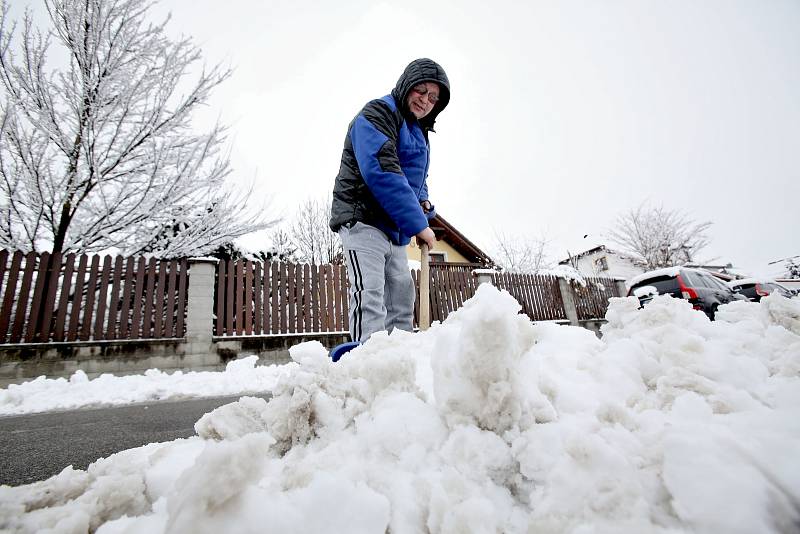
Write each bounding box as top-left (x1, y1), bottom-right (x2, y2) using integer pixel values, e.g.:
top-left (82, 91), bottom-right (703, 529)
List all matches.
top-left (558, 245), bottom-right (646, 282)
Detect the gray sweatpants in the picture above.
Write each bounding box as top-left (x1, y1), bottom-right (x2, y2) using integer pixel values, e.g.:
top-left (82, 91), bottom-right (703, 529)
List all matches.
top-left (339, 222), bottom-right (415, 343)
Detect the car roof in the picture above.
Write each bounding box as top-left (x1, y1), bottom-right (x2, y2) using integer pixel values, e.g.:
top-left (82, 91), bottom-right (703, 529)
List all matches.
top-left (628, 267), bottom-right (682, 287)
top-left (628, 267), bottom-right (714, 288)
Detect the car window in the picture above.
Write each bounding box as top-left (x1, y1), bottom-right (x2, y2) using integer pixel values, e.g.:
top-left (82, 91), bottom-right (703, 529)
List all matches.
top-left (633, 285), bottom-right (658, 298)
top-left (630, 276), bottom-right (680, 294)
top-left (737, 285), bottom-right (757, 296)
top-left (716, 277), bottom-right (733, 290)
top-left (683, 271), bottom-right (717, 288)
top-left (680, 271), bottom-right (705, 288)
top-left (702, 273), bottom-right (729, 291)
top-left (762, 283), bottom-right (792, 297)
top-left (774, 284), bottom-right (794, 297)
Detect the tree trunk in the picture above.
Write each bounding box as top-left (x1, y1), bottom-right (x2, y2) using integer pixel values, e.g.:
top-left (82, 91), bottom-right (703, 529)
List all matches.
top-left (52, 202), bottom-right (72, 254)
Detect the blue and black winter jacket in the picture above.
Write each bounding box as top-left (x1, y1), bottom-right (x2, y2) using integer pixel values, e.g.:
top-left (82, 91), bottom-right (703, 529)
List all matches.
top-left (329, 58), bottom-right (450, 246)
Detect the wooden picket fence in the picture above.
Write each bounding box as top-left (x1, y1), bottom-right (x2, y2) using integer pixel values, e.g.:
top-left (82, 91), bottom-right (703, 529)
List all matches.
top-left (407, 265), bottom-right (563, 324)
top-left (214, 260), bottom-right (492, 336)
top-left (494, 272), bottom-right (570, 320)
top-left (573, 277), bottom-right (624, 320)
top-left (412, 270), bottom-right (623, 325)
top-left (214, 260), bottom-right (622, 336)
top-left (411, 264), bottom-right (479, 326)
top-left (0, 250), bottom-right (187, 343)
top-left (409, 271), bottom-right (619, 324)
top-left (0, 250), bottom-right (623, 344)
top-left (215, 260), bottom-right (349, 336)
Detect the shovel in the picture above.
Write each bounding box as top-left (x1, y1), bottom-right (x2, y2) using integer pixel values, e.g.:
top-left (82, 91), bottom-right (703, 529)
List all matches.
top-left (419, 242), bottom-right (431, 331)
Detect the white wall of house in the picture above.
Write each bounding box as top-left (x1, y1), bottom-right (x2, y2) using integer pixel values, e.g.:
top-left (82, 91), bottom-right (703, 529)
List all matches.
top-left (571, 250), bottom-right (646, 282)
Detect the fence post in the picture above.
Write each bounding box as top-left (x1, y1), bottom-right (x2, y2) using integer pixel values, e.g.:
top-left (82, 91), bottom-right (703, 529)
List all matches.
top-left (557, 277), bottom-right (580, 326)
top-left (186, 258), bottom-right (218, 347)
top-left (472, 269), bottom-right (495, 286)
top-left (615, 279), bottom-right (628, 298)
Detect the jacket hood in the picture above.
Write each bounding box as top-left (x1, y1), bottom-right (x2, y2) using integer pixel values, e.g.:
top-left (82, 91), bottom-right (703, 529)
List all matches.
top-left (390, 58), bottom-right (450, 131)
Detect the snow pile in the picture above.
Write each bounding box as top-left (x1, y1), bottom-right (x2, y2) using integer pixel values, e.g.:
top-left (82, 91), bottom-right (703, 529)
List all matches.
top-left (2, 287), bottom-right (800, 533)
top-left (0, 356), bottom-right (292, 415)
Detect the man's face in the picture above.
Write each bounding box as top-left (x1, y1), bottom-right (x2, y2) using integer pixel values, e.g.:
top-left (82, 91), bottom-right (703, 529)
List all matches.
top-left (406, 82), bottom-right (440, 120)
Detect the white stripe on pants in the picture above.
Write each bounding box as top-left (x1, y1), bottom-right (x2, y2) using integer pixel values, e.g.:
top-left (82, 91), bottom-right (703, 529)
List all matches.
top-left (339, 222), bottom-right (415, 343)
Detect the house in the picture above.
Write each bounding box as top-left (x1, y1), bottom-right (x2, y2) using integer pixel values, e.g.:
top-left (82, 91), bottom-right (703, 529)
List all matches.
top-left (406, 214), bottom-right (494, 267)
top-left (558, 245), bottom-right (645, 282)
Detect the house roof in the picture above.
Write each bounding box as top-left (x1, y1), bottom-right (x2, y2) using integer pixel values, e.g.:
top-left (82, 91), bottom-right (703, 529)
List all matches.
top-left (428, 214), bottom-right (494, 266)
top-left (559, 245), bottom-right (607, 263)
top-left (558, 245), bottom-right (643, 266)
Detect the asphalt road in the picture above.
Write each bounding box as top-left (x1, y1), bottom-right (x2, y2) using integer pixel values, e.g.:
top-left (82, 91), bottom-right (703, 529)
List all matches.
top-left (0, 394), bottom-right (269, 487)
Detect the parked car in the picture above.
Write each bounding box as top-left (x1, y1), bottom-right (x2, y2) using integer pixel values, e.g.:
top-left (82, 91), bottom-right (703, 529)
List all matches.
top-left (726, 279), bottom-right (796, 301)
top-left (627, 267), bottom-right (746, 320)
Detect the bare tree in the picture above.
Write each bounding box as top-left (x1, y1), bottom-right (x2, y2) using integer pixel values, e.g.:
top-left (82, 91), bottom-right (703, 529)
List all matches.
top-left (287, 198), bottom-right (342, 264)
top-left (0, 0), bottom-right (269, 257)
top-left (784, 257), bottom-right (800, 279)
top-left (491, 230), bottom-right (550, 274)
top-left (607, 203), bottom-right (712, 270)
top-left (265, 228), bottom-right (297, 262)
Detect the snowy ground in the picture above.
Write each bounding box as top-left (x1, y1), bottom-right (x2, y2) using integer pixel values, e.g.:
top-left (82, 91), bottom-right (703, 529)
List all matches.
top-left (1, 285), bottom-right (799, 533)
top-left (0, 355), bottom-right (291, 416)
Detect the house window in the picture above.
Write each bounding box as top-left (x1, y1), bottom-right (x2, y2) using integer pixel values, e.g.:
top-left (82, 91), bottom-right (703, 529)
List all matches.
top-left (429, 251), bottom-right (447, 263)
top-left (594, 256), bottom-right (609, 271)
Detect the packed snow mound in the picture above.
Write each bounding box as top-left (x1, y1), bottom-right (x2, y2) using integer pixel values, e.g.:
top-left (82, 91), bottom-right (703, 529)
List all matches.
top-left (0, 355), bottom-right (293, 415)
top-left (2, 286), bottom-right (800, 534)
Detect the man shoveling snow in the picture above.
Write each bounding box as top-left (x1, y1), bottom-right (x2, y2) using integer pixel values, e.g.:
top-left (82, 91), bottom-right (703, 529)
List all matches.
top-left (329, 58), bottom-right (449, 352)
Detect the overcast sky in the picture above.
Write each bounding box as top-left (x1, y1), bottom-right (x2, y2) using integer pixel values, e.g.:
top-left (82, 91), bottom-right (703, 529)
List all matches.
top-left (12, 0), bottom-right (800, 274)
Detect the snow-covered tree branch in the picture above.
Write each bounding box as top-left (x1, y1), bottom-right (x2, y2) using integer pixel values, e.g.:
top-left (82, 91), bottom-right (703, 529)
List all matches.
top-left (607, 203), bottom-right (712, 270)
top-left (287, 198), bottom-right (342, 265)
top-left (491, 231), bottom-right (550, 274)
top-left (784, 257), bottom-right (800, 279)
top-left (0, 0), bottom-right (271, 257)
top-left (265, 228), bottom-right (298, 263)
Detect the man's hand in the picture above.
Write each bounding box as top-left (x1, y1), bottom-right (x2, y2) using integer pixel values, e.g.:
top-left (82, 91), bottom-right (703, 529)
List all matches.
top-left (416, 227), bottom-right (436, 251)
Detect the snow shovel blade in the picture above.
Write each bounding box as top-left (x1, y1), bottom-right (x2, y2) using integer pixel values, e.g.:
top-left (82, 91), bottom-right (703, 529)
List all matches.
top-left (329, 341), bottom-right (361, 362)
